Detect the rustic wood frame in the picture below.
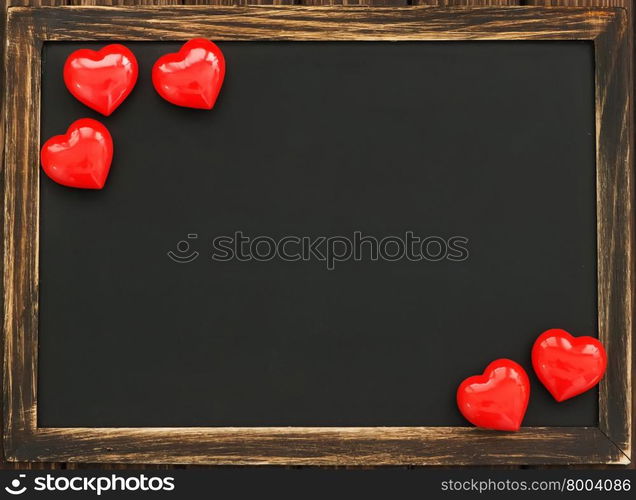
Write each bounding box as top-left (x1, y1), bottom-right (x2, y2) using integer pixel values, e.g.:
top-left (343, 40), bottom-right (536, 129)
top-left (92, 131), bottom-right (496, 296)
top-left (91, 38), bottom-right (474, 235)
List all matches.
top-left (2, 5), bottom-right (632, 465)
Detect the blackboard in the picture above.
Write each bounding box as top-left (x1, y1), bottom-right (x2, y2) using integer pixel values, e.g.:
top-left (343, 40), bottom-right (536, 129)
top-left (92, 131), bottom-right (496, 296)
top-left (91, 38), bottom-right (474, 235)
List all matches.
top-left (38, 40), bottom-right (597, 428)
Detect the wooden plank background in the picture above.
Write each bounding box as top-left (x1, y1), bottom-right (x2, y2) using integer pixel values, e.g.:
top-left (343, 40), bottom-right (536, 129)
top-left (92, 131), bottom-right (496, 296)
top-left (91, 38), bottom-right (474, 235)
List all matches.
top-left (0, 0), bottom-right (633, 469)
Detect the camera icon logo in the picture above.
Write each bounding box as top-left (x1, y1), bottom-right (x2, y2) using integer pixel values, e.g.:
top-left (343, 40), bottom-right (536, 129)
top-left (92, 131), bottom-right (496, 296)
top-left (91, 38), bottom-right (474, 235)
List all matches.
top-left (167, 233), bottom-right (199, 264)
top-left (5, 474), bottom-right (27, 495)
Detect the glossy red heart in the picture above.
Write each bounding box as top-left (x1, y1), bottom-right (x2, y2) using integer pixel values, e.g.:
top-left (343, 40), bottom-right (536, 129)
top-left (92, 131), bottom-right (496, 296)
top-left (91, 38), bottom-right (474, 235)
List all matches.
top-left (41, 118), bottom-right (113, 189)
top-left (457, 359), bottom-right (530, 431)
top-left (152, 39), bottom-right (225, 110)
top-left (532, 329), bottom-right (607, 402)
top-left (64, 44), bottom-right (138, 116)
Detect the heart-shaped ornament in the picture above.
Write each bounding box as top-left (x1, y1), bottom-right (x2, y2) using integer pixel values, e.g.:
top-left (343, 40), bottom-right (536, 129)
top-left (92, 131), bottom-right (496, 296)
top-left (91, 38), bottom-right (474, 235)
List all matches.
top-left (64, 44), bottom-right (138, 116)
top-left (152, 39), bottom-right (225, 110)
top-left (532, 328), bottom-right (607, 402)
top-left (457, 359), bottom-right (530, 431)
top-left (41, 118), bottom-right (113, 189)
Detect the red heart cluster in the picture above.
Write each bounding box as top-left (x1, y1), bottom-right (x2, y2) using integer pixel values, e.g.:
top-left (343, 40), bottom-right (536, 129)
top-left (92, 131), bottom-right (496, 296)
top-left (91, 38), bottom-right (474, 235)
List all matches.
top-left (41, 40), bottom-right (225, 189)
top-left (457, 329), bottom-right (606, 431)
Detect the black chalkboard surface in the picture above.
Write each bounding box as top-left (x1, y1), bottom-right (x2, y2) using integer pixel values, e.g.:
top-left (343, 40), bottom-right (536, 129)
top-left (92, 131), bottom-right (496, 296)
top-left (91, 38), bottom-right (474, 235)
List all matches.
top-left (39, 41), bottom-right (596, 427)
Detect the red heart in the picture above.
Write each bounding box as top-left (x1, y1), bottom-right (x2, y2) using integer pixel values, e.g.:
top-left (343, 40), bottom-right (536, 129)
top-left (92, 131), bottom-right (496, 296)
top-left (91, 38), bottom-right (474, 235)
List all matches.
top-left (532, 329), bottom-right (607, 402)
top-left (152, 39), bottom-right (225, 110)
top-left (457, 359), bottom-right (530, 431)
top-left (41, 118), bottom-right (113, 190)
top-left (64, 44), bottom-right (138, 116)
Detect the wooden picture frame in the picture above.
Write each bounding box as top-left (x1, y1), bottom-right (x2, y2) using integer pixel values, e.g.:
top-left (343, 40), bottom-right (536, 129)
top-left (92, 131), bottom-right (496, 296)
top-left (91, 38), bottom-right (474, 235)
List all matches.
top-left (2, 5), bottom-right (632, 465)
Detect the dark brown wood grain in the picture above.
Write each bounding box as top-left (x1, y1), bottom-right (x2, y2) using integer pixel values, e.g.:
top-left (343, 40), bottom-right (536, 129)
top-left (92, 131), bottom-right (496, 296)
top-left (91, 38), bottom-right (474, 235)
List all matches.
top-left (524, 1), bottom-right (626, 6)
top-left (594, 4), bottom-right (632, 459)
top-left (1, 3), bottom-right (633, 466)
top-left (181, 1), bottom-right (296, 6)
top-left (5, 427), bottom-right (628, 465)
top-left (0, 0), bottom-right (67, 474)
top-left (301, 1), bottom-right (407, 6)
top-left (413, 1), bottom-right (520, 6)
top-left (65, 1), bottom-right (181, 5)
top-left (9, 6), bottom-right (624, 40)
